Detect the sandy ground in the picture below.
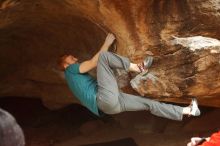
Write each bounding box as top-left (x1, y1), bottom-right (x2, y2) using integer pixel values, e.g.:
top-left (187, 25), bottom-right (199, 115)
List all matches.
top-left (0, 97), bottom-right (219, 146)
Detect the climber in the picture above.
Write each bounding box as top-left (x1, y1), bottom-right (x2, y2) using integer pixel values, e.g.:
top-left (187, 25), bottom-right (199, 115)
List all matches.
top-left (57, 33), bottom-right (201, 121)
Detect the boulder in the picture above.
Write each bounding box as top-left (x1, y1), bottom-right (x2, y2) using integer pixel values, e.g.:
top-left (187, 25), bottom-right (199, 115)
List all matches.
top-left (0, 0), bottom-right (220, 108)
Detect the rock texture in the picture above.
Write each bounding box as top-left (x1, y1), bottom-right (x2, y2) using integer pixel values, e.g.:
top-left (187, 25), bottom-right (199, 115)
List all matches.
top-left (0, 0), bottom-right (220, 108)
top-left (1, 97), bottom-right (219, 146)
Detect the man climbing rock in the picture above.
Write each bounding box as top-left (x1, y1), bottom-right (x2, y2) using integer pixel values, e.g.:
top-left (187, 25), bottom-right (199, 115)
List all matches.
top-left (57, 33), bottom-right (200, 121)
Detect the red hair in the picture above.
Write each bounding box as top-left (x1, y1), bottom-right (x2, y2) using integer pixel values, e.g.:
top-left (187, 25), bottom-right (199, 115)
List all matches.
top-left (57, 54), bottom-right (69, 71)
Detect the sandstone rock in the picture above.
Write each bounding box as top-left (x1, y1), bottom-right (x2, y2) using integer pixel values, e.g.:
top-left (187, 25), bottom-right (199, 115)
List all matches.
top-left (182, 109), bottom-right (220, 133)
top-left (79, 120), bottom-right (104, 136)
top-left (0, 0), bottom-right (220, 108)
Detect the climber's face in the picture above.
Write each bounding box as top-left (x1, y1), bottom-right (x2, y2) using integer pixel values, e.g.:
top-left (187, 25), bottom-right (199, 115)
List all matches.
top-left (63, 55), bottom-right (78, 69)
top-left (64, 55), bottom-right (78, 68)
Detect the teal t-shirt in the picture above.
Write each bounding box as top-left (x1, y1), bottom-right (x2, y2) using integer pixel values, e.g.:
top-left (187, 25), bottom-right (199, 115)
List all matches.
top-left (64, 63), bottom-right (99, 116)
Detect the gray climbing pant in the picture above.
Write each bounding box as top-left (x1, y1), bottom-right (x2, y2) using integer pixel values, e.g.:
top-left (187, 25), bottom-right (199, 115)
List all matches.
top-left (96, 51), bottom-right (183, 121)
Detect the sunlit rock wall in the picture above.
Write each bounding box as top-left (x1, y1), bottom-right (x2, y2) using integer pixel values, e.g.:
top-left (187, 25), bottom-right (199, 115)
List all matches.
top-left (0, 0), bottom-right (220, 108)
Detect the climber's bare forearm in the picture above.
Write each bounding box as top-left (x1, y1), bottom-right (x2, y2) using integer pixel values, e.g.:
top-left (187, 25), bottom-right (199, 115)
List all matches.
top-left (79, 33), bottom-right (115, 73)
top-left (91, 43), bottom-right (110, 65)
top-left (79, 44), bottom-right (109, 73)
